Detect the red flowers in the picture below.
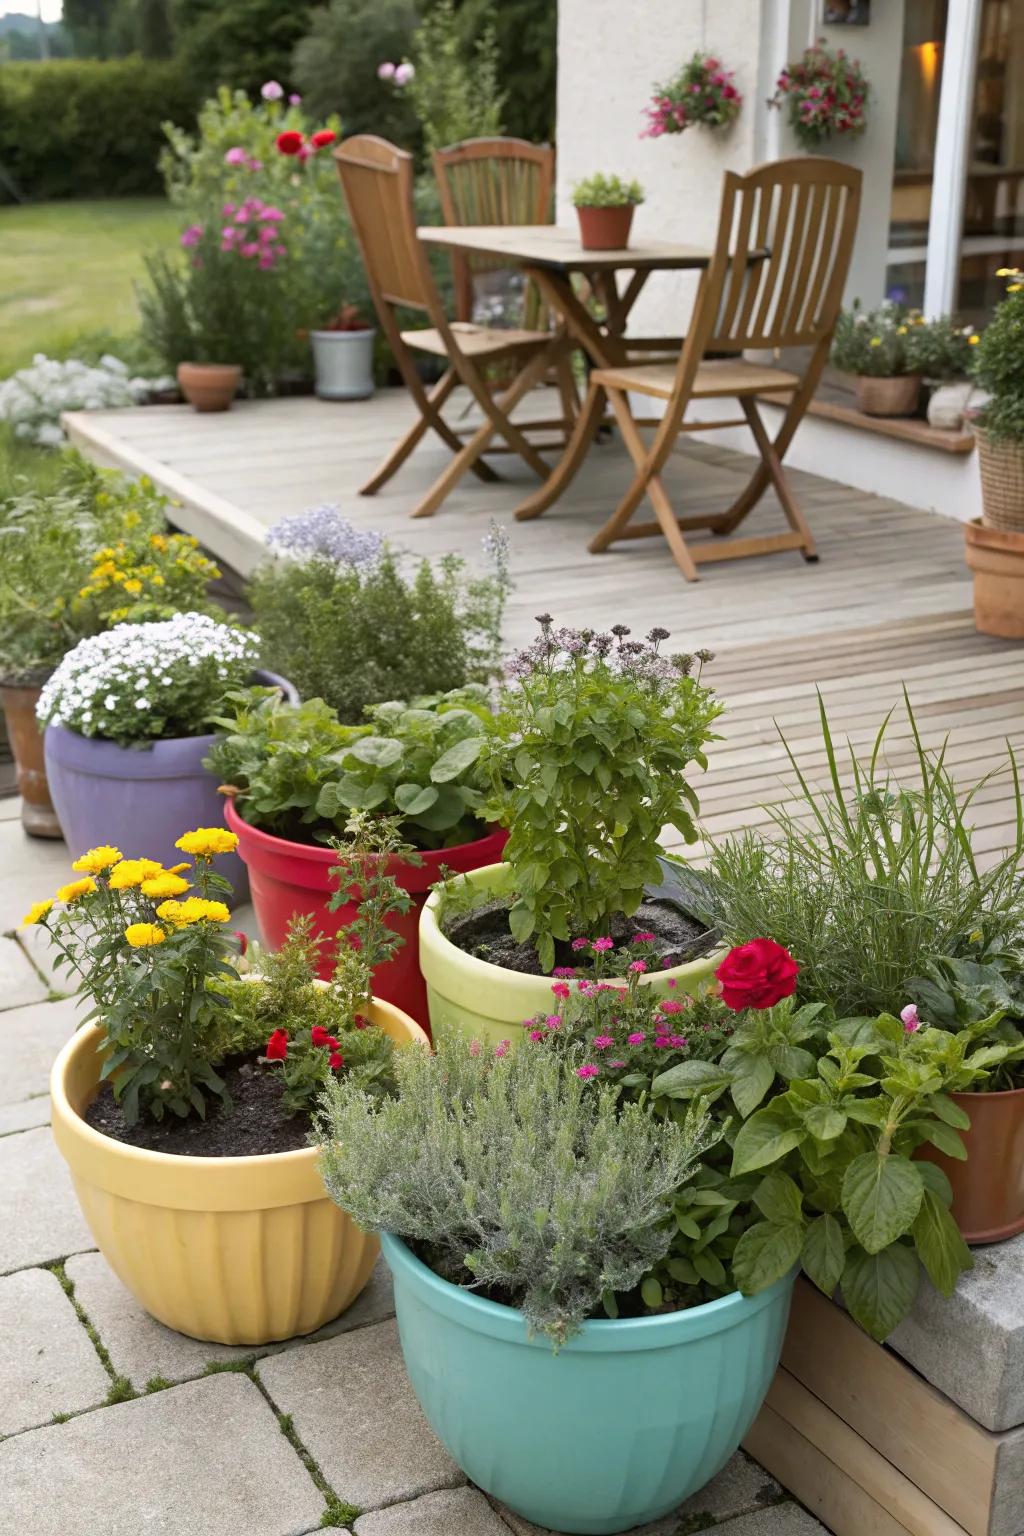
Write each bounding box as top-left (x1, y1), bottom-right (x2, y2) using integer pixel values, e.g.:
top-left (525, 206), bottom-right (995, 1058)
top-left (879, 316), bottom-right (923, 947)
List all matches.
top-left (265, 1029), bottom-right (289, 1060)
top-left (311, 129), bottom-right (337, 149)
top-left (329, 1050), bottom-right (344, 1071)
top-left (276, 130), bottom-right (305, 156)
top-left (310, 1025), bottom-right (333, 1047)
top-left (715, 939), bottom-right (799, 1012)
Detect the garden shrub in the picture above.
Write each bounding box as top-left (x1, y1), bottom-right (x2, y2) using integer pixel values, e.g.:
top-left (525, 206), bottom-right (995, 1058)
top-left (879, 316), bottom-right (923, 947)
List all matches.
top-left (291, 0), bottom-right (420, 145)
top-left (0, 59), bottom-right (198, 202)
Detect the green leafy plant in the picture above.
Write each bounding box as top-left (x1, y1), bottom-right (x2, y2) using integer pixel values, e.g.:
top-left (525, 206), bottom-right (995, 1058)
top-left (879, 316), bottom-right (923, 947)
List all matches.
top-left (480, 619), bottom-right (721, 971)
top-left (831, 301), bottom-right (924, 378)
top-left (317, 1026), bottom-right (717, 1346)
top-left (247, 510), bottom-right (509, 722)
top-left (385, 0), bottom-right (506, 159)
top-left (208, 685), bottom-right (494, 849)
top-left (972, 268), bottom-right (1024, 445)
top-left (905, 315), bottom-right (981, 382)
top-left (907, 949), bottom-right (1024, 1089)
top-left (706, 693), bottom-right (1024, 1020)
top-left (570, 174), bottom-right (645, 209)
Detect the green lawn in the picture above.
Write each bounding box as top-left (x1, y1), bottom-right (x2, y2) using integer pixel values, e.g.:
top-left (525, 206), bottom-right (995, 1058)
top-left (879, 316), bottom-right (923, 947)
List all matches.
top-left (0, 198), bottom-right (180, 377)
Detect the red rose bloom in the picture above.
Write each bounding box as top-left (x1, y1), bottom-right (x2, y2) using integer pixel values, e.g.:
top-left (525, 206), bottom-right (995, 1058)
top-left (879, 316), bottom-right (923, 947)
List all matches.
top-left (265, 1028), bottom-right (289, 1060)
top-left (310, 1025), bottom-right (332, 1047)
top-left (311, 129), bottom-right (337, 149)
top-left (329, 1050), bottom-right (344, 1071)
top-left (715, 939), bottom-right (799, 1012)
top-left (276, 130), bottom-right (305, 156)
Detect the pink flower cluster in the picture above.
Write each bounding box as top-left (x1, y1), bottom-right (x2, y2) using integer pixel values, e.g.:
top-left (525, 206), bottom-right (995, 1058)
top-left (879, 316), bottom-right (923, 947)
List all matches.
top-left (378, 60), bottom-right (416, 86)
top-left (219, 198), bottom-right (287, 270)
top-left (224, 146), bottom-right (264, 172)
top-left (771, 44), bottom-right (868, 148)
top-left (642, 54), bottom-right (742, 138)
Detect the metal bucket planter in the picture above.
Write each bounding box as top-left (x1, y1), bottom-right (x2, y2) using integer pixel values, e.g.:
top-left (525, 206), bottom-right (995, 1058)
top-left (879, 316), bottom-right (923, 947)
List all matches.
top-left (311, 329), bottom-right (376, 401)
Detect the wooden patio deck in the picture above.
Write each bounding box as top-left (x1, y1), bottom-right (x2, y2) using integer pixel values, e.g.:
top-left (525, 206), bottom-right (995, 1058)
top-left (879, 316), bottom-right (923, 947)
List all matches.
top-left (64, 387), bottom-right (1024, 864)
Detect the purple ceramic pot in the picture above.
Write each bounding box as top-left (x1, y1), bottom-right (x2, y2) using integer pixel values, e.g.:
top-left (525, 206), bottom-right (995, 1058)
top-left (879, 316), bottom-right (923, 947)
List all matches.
top-left (43, 670), bottom-right (296, 905)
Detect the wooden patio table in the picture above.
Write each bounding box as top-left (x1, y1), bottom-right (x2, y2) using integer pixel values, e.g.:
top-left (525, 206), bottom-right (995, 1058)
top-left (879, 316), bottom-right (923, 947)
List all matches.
top-left (418, 223), bottom-right (715, 520)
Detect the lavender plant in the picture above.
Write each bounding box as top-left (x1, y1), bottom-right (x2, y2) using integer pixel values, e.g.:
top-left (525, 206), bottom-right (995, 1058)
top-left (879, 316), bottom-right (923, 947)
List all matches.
top-left (481, 618), bottom-right (721, 971)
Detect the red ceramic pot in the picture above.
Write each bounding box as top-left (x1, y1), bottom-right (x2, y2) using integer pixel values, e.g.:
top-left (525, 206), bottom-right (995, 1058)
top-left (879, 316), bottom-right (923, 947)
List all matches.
top-left (225, 798), bottom-right (507, 1030)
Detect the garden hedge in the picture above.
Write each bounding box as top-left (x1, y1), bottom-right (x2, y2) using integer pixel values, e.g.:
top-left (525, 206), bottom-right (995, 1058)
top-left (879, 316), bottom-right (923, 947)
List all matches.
top-left (0, 58), bottom-right (199, 203)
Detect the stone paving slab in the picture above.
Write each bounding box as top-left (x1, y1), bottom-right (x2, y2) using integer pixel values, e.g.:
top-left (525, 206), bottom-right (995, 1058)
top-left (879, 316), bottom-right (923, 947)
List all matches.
top-left (1, 994), bottom-right (83, 1107)
top-left (0, 933), bottom-right (49, 1010)
top-left (0, 821), bottom-right (73, 931)
top-left (0, 1267), bottom-right (109, 1435)
top-left (0, 1125), bottom-right (95, 1274)
top-left (497, 1452), bottom-right (784, 1535)
top-left (698, 1507), bottom-right (828, 1535)
top-left (0, 1095), bottom-right (50, 1136)
top-left (0, 1373), bottom-right (325, 1535)
top-left (18, 921), bottom-right (79, 994)
top-left (258, 1318), bottom-right (464, 1512)
top-left (889, 1231), bottom-right (1024, 1432)
top-left (355, 1487), bottom-right (509, 1535)
top-left (65, 1250), bottom-right (395, 1389)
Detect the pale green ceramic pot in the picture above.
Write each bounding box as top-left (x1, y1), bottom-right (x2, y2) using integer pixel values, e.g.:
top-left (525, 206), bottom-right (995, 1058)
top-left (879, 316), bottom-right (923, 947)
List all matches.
top-left (418, 862), bottom-right (722, 1049)
top-left (382, 1233), bottom-right (795, 1535)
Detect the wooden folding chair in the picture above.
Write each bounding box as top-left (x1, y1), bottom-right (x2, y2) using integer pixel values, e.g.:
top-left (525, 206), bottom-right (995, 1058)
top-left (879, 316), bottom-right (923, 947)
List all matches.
top-left (334, 134), bottom-right (556, 519)
top-left (585, 158), bottom-right (862, 580)
top-left (433, 135), bottom-right (577, 445)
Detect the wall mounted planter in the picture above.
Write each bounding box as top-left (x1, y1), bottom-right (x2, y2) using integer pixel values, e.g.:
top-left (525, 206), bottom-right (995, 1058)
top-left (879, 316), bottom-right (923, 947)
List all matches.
top-left (382, 1232), bottom-right (795, 1535)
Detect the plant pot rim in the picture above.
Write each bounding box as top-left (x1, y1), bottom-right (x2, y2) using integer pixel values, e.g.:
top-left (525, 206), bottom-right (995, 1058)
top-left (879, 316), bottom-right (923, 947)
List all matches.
top-left (224, 795), bottom-right (500, 871)
top-left (965, 516), bottom-right (1024, 549)
top-left (177, 361), bottom-right (243, 374)
top-left (420, 861), bottom-right (723, 1004)
top-left (382, 1232), bottom-right (794, 1351)
top-left (311, 326), bottom-right (377, 339)
top-left (51, 993), bottom-right (428, 1202)
top-left (950, 1083), bottom-right (1024, 1101)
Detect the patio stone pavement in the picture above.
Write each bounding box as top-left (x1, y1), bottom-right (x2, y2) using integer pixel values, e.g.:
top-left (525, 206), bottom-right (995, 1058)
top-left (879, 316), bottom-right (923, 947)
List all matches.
top-left (0, 806), bottom-right (832, 1536)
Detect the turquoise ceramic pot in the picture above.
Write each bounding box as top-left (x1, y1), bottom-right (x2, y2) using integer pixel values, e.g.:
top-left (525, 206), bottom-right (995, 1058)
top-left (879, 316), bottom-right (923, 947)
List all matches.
top-left (382, 1234), bottom-right (795, 1535)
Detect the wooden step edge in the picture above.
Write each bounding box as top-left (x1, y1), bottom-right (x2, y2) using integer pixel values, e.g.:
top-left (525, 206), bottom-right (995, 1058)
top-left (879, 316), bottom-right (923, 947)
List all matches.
top-left (755, 393), bottom-right (976, 455)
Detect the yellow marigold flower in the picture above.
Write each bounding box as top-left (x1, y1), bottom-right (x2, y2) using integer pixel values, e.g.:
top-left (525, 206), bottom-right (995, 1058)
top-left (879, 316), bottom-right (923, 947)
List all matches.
top-left (166, 862), bottom-right (191, 875)
top-left (140, 873), bottom-right (191, 899)
top-left (124, 923), bottom-right (165, 948)
top-left (109, 858), bottom-right (164, 890)
top-left (56, 877), bottom-right (97, 904)
top-left (122, 579), bottom-right (143, 595)
top-left (1008, 283), bottom-right (1022, 293)
top-left (174, 828), bottom-right (239, 858)
top-left (969, 334), bottom-right (980, 344)
top-left (151, 573), bottom-right (165, 586)
top-left (896, 325), bottom-right (907, 335)
top-left (156, 897), bottom-right (230, 926)
top-left (151, 534), bottom-right (168, 551)
top-left (72, 845), bottom-right (123, 874)
top-left (868, 337), bottom-right (881, 347)
top-left (22, 899), bottom-right (54, 927)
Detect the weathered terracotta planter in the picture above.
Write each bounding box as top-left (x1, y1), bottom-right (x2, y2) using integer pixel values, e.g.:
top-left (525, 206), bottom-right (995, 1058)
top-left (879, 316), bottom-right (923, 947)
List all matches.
top-left (576, 204), bottom-right (635, 251)
top-left (964, 519), bottom-right (1024, 639)
top-left (920, 1085), bottom-right (1024, 1244)
top-left (854, 374), bottom-right (921, 418)
top-left (0, 683), bottom-right (61, 838)
top-left (51, 995), bottom-right (429, 1344)
top-left (177, 362), bottom-right (242, 412)
top-left (976, 426), bottom-right (1024, 533)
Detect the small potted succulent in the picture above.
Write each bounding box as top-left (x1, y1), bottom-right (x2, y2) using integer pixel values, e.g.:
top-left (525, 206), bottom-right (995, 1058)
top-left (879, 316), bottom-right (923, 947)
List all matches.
top-left (38, 823), bottom-right (427, 1345)
top-left (419, 619), bottom-right (723, 1045)
top-left (38, 612), bottom-right (295, 895)
top-left (965, 269), bottom-right (1024, 636)
top-left (310, 303), bottom-right (376, 401)
top-left (571, 174), bottom-right (645, 252)
top-left (769, 40), bottom-right (868, 150)
top-left (830, 301), bottom-right (924, 417)
top-left (641, 53), bottom-right (743, 138)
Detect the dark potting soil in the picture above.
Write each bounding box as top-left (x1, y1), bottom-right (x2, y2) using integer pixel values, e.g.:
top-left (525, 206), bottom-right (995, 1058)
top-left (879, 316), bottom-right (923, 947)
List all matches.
top-left (82, 1052), bottom-right (313, 1158)
top-left (442, 864), bottom-right (719, 977)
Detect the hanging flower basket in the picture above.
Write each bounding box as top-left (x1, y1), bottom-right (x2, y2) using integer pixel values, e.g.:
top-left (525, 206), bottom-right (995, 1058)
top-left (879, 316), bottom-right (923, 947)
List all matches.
top-left (770, 41), bottom-right (868, 150)
top-left (641, 53), bottom-right (743, 138)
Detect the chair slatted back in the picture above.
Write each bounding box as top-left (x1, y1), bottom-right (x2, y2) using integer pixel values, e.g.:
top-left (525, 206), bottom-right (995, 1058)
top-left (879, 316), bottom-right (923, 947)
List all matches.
top-left (704, 158), bottom-right (862, 355)
top-left (335, 135), bottom-right (434, 313)
top-left (433, 137), bottom-right (554, 324)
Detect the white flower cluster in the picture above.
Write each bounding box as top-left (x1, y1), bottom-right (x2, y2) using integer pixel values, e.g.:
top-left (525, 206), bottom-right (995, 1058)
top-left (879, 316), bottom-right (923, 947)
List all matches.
top-left (0, 354), bottom-right (174, 448)
top-left (37, 612), bottom-right (260, 746)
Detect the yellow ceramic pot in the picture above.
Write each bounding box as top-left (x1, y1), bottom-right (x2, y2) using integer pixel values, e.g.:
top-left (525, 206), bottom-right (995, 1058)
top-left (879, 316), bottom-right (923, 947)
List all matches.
top-left (51, 996), bottom-right (428, 1345)
top-left (419, 863), bottom-right (722, 1049)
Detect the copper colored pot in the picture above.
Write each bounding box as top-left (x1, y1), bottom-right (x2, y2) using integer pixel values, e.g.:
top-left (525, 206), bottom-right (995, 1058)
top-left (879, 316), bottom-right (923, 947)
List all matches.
top-left (576, 204), bottom-right (635, 252)
top-left (964, 519), bottom-right (1024, 639)
top-left (0, 684), bottom-right (62, 838)
top-left (921, 1086), bottom-right (1024, 1244)
top-left (854, 374), bottom-right (921, 418)
top-left (176, 363), bottom-right (241, 413)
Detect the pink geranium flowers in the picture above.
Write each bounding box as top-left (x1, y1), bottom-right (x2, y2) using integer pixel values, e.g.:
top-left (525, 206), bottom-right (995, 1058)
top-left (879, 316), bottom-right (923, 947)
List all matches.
top-left (217, 197), bottom-right (288, 270)
top-left (642, 52), bottom-right (743, 138)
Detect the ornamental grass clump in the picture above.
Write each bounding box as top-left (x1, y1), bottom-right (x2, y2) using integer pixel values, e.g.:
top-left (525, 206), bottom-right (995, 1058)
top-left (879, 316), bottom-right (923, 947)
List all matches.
top-left (37, 613), bottom-right (260, 748)
top-left (317, 1027), bottom-right (717, 1345)
top-left (247, 507), bottom-right (509, 723)
top-left (478, 618), bottom-right (721, 971)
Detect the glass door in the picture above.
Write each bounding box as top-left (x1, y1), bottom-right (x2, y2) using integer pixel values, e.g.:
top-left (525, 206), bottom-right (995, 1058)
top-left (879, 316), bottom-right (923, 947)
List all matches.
top-left (887, 0), bottom-right (950, 308)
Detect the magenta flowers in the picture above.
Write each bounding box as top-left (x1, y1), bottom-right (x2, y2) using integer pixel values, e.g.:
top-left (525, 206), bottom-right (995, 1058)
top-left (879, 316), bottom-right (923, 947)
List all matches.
top-left (642, 53), bottom-right (743, 138)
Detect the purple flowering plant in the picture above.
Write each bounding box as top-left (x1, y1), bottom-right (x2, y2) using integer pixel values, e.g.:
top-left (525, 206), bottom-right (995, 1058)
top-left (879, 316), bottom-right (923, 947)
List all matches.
top-left (481, 618), bottom-right (721, 972)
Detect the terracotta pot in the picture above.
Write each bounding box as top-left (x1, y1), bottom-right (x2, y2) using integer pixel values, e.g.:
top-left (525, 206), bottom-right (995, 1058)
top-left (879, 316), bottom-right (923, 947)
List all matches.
top-left (919, 1086), bottom-right (1024, 1244)
top-left (576, 204), bottom-right (635, 252)
top-left (975, 426), bottom-right (1024, 533)
top-left (964, 519), bottom-right (1024, 639)
top-left (854, 374), bottom-right (922, 418)
top-left (176, 363), bottom-right (241, 413)
top-left (0, 684), bottom-right (61, 838)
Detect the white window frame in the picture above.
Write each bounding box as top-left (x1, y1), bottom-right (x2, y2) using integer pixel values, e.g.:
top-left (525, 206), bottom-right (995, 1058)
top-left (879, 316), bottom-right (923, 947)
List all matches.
top-left (923, 0), bottom-right (983, 316)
